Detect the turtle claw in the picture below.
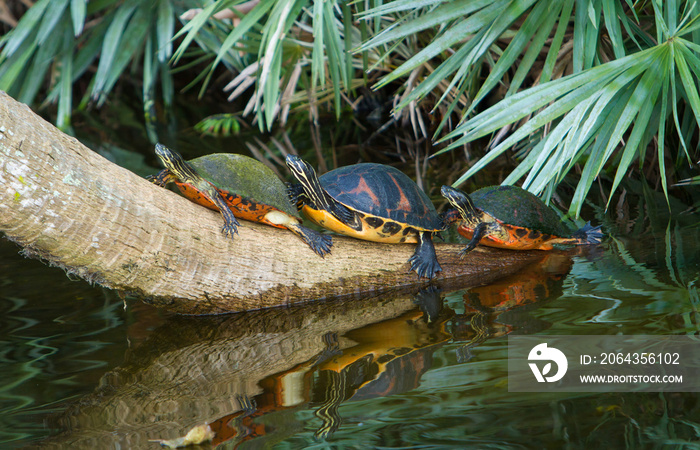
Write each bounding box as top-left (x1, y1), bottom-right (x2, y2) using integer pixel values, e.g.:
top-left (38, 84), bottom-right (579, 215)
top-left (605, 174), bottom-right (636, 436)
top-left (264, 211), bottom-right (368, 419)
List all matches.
top-left (221, 219), bottom-right (240, 239)
top-left (216, 200), bottom-right (241, 239)
top-left (574, 221), bottom-right (603, 244)
top-left (148, 169), bottom-right (173, 187)
top-left (408, 253), bottom-right (441, 279)
top-left (459, 223), bottom-right (485, 258)
top-left (311, 233), bottom-right (333, 257)
top-left (221, 226), bottom-right (238, 239)
top-left (287, 224), bottom-right (333, 257)
top-left (409, 232), bottom-right (441, 279)
top-left (458, 244), bottom-right (476, 259)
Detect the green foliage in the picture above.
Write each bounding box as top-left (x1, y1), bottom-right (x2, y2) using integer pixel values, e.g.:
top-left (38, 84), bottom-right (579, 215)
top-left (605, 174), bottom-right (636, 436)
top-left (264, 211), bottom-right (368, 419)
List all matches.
top-left (439, 37), bottom-right (699, 216)
top-left (361, 0), bottom-right (700, 216)
top-left (173, 0), bottom-right (376, 131)
top-left (0, 0), bottom-right (179, 133)
top-left (194, 113), bottom-right (242, 137)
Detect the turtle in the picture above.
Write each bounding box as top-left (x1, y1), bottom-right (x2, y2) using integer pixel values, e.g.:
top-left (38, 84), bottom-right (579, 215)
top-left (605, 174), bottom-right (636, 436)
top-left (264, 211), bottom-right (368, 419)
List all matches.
top-left (149, 144), bottom-right (332, 257)
top-left (441, 184), bottom-right (602, 256)
top-left (285, 155), bottom-right (445, 278)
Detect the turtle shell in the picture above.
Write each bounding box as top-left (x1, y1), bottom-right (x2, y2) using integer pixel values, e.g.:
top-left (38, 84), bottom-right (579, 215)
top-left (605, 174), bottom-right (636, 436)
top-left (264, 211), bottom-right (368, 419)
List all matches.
top-left (471, 185), bottom-right (571, 237)
top-left (320, 163), bottom-right (442, 231)
top-left (188, 153), bottom-right (300, 219)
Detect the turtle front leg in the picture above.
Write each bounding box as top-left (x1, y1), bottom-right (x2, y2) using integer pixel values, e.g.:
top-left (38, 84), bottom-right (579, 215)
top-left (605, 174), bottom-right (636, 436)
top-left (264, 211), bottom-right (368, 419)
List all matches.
top-left (572, 222), bottom-right (603, 244)
top-left (286, 223), bottom-right (333, 257)
top-left (286, 182), bottom-right (307, 212)
top-left (409, 231), bottom-right (442, 279)
top-left (412, 285), bottom-right (443, 322)
top-left (206, 186), bottom-right (241, 239)
top-left (147, 169), bottom-right (175, 187)
top-left (459, 222), bottom-right (489, 258)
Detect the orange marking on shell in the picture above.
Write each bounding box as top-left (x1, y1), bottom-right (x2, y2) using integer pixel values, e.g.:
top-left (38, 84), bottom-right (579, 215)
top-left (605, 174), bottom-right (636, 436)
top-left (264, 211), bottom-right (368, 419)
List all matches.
top-left (458, 223), bottom-right (555, 250)
top-left (175, 182), bottom-right (287, 229)
top-left (346, 177), bottom-right (380, 206)
top-left (387, 173), bottom-right (413, 213)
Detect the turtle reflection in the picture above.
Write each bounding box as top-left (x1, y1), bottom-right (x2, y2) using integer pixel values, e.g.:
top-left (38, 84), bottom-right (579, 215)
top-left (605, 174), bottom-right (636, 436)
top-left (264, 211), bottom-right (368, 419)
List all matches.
top-left (201, 258), bottom-right (573, 447)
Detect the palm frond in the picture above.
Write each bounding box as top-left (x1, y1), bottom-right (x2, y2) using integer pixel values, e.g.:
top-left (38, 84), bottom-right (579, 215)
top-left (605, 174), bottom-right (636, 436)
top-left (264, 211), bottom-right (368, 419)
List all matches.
top-left (0, 0), bottom-right (181, 133)
top-left (354, 0), bottom-right (700, 213)
top-left (176, 0), bottom-right (373, 130)
top-left (440, 30), bottom-right (700, 216)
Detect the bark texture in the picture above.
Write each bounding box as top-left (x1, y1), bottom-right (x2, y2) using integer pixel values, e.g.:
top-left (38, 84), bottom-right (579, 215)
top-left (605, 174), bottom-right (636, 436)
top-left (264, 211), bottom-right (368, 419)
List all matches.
top-left (0, 92), bottom-right (544, 314)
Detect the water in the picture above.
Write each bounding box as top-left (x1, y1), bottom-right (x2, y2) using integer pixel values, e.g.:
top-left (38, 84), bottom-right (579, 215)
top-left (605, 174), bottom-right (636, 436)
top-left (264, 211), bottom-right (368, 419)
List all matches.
top-left (1, 179), bottom-right (699, 448)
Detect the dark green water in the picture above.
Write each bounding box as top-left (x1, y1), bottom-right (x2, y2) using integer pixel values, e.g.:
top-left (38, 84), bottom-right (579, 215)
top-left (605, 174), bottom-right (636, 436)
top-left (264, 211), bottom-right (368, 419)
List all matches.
top-left (1, 178), bottom-right (699, 448)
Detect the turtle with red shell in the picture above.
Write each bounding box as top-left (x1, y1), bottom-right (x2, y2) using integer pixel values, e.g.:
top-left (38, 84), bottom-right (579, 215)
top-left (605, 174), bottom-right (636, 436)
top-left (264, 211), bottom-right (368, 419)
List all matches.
top-left (286, 155), bottom-right (445, 278)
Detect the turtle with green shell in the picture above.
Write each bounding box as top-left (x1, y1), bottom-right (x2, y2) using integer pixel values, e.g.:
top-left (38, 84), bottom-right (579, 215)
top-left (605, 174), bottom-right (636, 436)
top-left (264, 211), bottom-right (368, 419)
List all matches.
top-left (149, 144), bottom-right (332, 257)
top-left (441, 184), bottom-right (602, 256)
top-left (286, 155), bottom-right (445, 279)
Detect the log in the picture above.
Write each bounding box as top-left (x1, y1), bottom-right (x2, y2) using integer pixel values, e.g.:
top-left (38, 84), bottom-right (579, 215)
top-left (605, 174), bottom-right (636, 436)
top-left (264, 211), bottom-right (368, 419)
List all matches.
top-left (0, 91), bottom-right (544, 314)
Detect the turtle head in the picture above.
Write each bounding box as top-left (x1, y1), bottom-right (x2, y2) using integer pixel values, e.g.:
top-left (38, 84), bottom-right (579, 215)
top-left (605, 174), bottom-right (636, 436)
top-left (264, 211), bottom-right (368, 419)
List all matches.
top-left (285, 155), bottom-right (313, 182)
top-left (285, 155), bottom-right (333, 212)
top-left (154, 143), bottom-right (199, 182)
top-left (285, 155), bottom-right (317, 196)
top-left (441, 185), bottom-right (479, 222)
top-left (154, 143), bottom-right (178, 166)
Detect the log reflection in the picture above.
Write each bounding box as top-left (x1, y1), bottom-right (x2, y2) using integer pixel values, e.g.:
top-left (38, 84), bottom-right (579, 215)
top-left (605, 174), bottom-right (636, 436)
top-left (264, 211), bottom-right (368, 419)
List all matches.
top-left (41, 252), bottom-right (574, 448)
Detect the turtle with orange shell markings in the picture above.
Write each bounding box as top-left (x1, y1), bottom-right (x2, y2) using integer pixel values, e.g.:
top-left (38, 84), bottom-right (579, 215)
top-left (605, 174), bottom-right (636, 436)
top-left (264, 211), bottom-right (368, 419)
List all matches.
top-left (286, 155), bottom-right (445, 278)
top-left (441, 185), bottom-right (602, 256)
top-left (149, 144), bottom-right (332, 257)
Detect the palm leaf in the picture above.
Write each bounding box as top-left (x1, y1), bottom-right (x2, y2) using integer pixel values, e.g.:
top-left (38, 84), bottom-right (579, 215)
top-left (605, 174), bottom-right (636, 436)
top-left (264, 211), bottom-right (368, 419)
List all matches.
top-left (359, 0), bottom-right (493, 53)
top-left (156, 0), bottom-right (175, 62)
top-left (0, 0), bottom-right (51, 58)
top-left (356, 0), bottom-right (454, 18)
top-left (70, 0), bottom-right (87, 36)
top-left (466, 0), bottom-right (571, 117)
top-left (57, 26), bottom-right (74, 131)
top-left (171, 1), bottom-right (235, 64)
top-left (199, 0), bottom-right (275, 96)
top-left (0, 0), bottom-right (182, 131)
top-left (92, 1), bottom-right (138, 102)
top-left (36, 0), bottom-right (70, 45)
top-left (258, 0), bottom-right (301, 128)
top-left (675, 42), bottom-right (700, 133)
top-left (606, 54), bottom-right (666, 209)
top-left (311, 0), bottom-right (326, 91)
top-left (17, 21), bottom-right (63, 104)
top-left (367, 0), bottom-right (514, 90)
top-left (0, 36), bottom-right (38, 93)
top-left (440, 23), bottom-right (700, 217)
top-left (437, 47), bottom-right (655, 202)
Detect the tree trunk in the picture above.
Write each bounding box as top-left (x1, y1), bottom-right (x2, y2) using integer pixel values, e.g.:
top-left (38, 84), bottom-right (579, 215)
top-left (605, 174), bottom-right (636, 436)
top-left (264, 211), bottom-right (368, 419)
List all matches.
top-left (0, 92), bottom-right (544, 314)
